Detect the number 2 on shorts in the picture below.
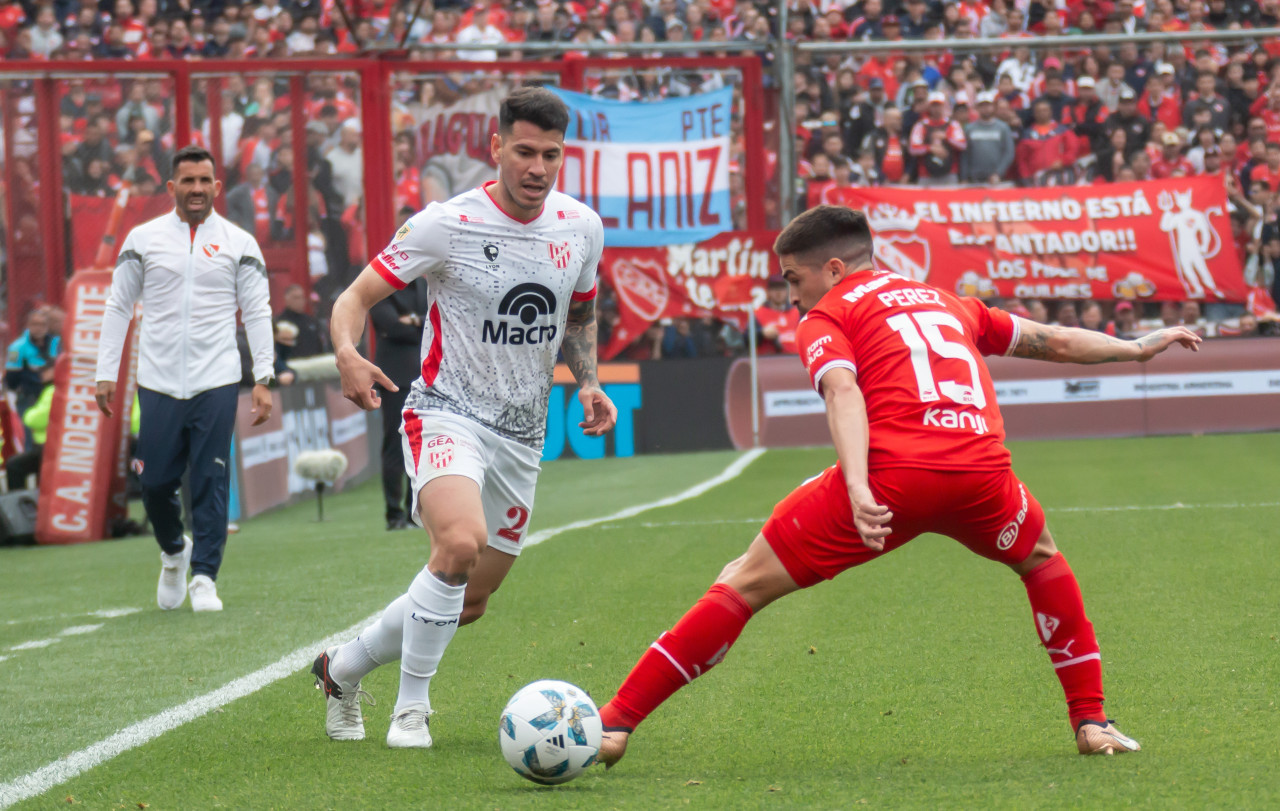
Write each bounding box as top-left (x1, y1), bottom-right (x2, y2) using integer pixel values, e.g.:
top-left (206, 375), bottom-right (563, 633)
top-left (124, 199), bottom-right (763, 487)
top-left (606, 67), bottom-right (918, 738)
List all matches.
top-left (497, 506), bottom-right (530, 543)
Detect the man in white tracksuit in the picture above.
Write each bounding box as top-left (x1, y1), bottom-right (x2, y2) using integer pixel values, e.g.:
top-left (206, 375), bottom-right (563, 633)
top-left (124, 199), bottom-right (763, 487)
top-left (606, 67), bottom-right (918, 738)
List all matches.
top-left (96, 145), bottom-right (275, 613)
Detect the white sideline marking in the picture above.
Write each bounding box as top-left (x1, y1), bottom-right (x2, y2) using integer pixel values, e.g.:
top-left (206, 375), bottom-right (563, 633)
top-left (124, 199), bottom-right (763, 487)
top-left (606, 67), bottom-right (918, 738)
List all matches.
top-left (525, 448), bottom-right (767, 547)
top-left (89, 608), bottom-right (143, 619)
top-left (0, 448), bottom-right (766, 809)
top-left (0, 615), bottom-right (379, 810)
top-left (6, 607), bottom-right (142, 626)
top-left (8, 639), bottom-right (58, 651)
top-left (59, 625), bottom-right (104, 637)
top-left (1049, 501), bottom-right (1280, 513)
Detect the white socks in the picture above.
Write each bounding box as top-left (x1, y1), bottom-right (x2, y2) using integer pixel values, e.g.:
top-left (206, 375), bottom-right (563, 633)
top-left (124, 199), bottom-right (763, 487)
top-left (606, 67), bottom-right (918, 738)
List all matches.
top-left (396, 568), bottom-right (465, 714)
top-left (330, 595), bottom-right (407, 690)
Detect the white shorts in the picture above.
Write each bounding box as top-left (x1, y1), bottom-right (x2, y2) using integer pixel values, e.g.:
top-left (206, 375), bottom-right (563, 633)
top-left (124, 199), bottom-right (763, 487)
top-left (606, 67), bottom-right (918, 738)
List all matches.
top-left (400, 409), bottom-right (542, 557)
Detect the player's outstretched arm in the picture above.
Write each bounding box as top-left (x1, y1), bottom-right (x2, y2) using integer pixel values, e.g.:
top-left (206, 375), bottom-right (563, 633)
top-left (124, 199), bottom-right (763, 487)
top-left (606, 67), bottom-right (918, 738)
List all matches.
top-left (1010, 317), bottom-right (1201, 364)
top-left (821, 368), bottom-right (893, 550)
top-left (563, 297), bottom-right (617, 436)
top-left (332, 265), bottom-right (400, 411)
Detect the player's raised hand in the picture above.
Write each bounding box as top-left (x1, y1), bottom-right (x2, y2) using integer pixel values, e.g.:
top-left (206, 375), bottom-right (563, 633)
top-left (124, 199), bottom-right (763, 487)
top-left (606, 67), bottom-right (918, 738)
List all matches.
top-left (848, 484), bottom-right (893, 551)
top-left (335, 345), bottom-right (397, 411)
top-left (1134, 326), bottom-right (1202, 361)
top-left (578, 386), bottom-right (618, 435)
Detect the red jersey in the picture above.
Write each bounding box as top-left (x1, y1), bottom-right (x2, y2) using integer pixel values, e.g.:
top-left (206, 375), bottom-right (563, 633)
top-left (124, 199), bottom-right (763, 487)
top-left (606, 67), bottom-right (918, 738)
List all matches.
top-left (755, 304), bottom-right (800, 354)
top-left (795, 270), bottom-right (1018, 472)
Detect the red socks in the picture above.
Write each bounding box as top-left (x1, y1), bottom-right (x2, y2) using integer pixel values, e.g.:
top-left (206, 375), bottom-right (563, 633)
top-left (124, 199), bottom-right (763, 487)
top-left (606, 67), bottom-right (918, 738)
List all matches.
top-left (601, 583), bottom-right (754, 731)
top-left (1021, 552), bottom-right (1106, 728)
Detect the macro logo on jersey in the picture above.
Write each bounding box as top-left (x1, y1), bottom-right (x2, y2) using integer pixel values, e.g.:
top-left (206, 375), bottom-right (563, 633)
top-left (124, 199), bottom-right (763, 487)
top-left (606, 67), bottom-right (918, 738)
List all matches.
top-left (548, 241), bottom-right (571, 270)
top-left (202, 243), bottom-right (220, 258)
top-left (484, 243), bottom-right (500, 263)
top-left (482, 283), bottom-right (559, 345)
top-left (427, 435), bottom-right (454, 470)
top-left (996, 484), bottom-right (1030, 550)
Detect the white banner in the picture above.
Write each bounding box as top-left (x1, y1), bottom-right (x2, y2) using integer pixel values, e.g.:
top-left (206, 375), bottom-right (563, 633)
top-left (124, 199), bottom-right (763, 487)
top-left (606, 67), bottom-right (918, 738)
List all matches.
top-left (994, 369), bottom-right (1280, 406)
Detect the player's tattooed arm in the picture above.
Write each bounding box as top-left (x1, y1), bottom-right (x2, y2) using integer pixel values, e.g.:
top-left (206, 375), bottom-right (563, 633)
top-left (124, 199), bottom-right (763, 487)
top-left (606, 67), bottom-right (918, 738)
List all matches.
top-left (1011, 317), bottom-right (1201, 364)
top-left (562, 297), bottom-right (600, 388)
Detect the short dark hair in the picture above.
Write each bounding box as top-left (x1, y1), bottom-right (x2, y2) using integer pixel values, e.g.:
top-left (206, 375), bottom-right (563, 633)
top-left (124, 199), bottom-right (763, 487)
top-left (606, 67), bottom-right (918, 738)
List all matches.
top-left (499, 85), bottom-right (570, 136)
top-left (173, 144), bottom-right (215, 173)
top-left (773, 205), bottom-right (874, 270)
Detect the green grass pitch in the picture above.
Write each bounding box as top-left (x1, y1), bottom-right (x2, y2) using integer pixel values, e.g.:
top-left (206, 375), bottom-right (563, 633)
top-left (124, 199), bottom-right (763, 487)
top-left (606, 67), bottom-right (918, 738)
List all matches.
top-left (2, 435), bottom-right (1278, 809)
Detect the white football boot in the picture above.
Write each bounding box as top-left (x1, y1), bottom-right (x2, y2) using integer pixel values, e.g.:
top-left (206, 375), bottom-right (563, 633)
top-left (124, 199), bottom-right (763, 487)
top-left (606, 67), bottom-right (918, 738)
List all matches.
top-left (386, 704), bottom-right (433, 749)
top-left (311, 646), bottom-right (374, 741)
top-left (157, 535), bottom-right (193, 610)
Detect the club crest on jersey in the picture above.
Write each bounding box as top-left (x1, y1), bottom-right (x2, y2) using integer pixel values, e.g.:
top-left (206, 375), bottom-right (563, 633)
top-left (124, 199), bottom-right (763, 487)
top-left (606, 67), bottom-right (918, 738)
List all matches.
top-left (483, 243), bottom-right (499, 262)
top-left (395, 221), bottom-right (414, 242)
top-left (426, 435), bottom-right (454, 470)
top-left (202, 243), bottom-right (220, 258)
top-left (482, 283), bottom-right (559, 345)
top-left (548, 241), bottom-right (571, 269)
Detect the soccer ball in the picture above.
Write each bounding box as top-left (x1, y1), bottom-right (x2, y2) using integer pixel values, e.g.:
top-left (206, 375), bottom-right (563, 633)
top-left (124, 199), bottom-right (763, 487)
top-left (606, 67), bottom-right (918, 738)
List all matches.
top-left (499, 679), bottom-right (602, 785)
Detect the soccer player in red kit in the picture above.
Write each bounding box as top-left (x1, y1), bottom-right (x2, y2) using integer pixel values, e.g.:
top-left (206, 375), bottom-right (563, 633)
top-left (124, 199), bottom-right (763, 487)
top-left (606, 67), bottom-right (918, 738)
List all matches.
top-left (596, 206), bottom-right (1202, 766)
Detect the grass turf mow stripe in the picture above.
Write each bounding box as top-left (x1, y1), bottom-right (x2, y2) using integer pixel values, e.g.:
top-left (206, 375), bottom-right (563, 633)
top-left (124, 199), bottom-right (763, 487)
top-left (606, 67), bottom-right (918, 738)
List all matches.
top-left (0, 449), bottom-right (766, 809)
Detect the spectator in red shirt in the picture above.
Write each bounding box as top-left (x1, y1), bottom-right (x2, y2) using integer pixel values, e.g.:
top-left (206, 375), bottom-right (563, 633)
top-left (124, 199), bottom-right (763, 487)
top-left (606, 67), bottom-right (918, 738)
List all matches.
top-left (862, 106), bottom-right (908, 184)
top-left (1151, 131), bottom-right (1195, 178)
top-left (1016, 98), bottom-right (1077, 186)
top-left (753, 275), bottom-right (800, 355)
top-left (1139, 64), bottom-right (1184, 132)
top-left (1250, 141), bottom-right (1280, 193)
top-left (909, 91), bottom-right (967, 185)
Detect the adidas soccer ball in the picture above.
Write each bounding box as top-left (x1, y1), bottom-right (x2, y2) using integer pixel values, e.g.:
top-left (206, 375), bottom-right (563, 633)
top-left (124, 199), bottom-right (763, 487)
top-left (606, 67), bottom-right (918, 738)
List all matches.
top-left (499, 679), bottom-right (602, 785)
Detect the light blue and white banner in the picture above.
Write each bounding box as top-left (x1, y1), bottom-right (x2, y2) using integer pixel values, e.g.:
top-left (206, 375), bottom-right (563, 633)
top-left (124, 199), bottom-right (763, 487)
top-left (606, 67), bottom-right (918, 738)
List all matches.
top-left (549, 87), bottom-right (733, 247)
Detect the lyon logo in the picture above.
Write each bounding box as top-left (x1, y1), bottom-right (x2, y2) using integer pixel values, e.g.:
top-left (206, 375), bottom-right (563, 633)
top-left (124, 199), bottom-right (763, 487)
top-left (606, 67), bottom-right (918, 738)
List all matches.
top-left (202, 243), bottom-right (221, 258)
top-left (548, 241), bottom-right (571, 269)
top-left (612, 257), bottom-right (669, 321)
top-left (427, 435), bottom-right (454, 470)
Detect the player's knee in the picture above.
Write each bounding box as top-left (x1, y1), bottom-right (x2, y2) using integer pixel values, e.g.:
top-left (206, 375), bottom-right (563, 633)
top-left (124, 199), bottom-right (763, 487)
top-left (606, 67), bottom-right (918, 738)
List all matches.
top-left (427, 520), bottom-right (487, 571)
top-left (1012, 528), bottom-right (1059, 576)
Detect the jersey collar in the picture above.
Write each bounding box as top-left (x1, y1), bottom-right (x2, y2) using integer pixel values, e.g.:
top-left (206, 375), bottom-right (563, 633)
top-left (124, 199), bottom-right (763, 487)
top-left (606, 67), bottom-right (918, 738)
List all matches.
top-left (481, 180), bottom-right (544, 225)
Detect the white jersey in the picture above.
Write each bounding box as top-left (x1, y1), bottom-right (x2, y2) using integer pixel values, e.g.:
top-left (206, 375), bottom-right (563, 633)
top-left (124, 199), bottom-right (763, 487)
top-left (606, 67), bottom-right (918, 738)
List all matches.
top-left (371, 182), bottom-right (604, 448)
top-left (97, 210), bottom-right (274, 399)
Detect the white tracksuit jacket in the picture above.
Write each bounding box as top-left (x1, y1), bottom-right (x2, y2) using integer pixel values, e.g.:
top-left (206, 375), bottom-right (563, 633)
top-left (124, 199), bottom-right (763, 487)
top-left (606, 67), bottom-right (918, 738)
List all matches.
top-left (96, 210), bottom-right (275, 399)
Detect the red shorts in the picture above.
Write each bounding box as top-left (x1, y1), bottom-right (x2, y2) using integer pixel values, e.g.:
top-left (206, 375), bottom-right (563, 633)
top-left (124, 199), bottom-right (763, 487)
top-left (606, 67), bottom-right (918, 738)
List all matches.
top-left (762, 465), bottom-right (1046, 588)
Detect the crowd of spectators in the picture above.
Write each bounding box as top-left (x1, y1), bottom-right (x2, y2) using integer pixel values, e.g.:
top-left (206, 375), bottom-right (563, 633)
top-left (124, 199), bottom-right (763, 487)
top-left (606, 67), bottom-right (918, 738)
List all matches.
top-left (9, 0), bottom-right (1280, 359)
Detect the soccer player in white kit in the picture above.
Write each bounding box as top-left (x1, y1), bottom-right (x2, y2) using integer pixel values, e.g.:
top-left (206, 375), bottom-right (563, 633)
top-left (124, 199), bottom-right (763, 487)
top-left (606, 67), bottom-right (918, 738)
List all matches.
top-left (312, 87), bottom-right (618, 748)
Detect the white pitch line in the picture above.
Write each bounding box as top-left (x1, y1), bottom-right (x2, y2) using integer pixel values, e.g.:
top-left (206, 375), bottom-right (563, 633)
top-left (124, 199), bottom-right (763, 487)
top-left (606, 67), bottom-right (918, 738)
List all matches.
top-left (0, 448), bottom-right (767, 810)
top-left (6, 607), bottom-right (142, 627)
top-left (59, 625), bottom-right (104, 637)
top-left (1049, 501), bottom-right (1280, 513)
top-left (525, 448), bottom-right (767, 547)
top-left (8, 639), bottom-right (58, 651)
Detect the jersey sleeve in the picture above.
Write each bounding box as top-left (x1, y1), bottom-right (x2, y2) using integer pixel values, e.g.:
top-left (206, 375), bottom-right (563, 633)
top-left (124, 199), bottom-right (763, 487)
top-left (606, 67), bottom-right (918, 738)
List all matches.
top-left (370, 203), bottom-right (449, 289)
top-left (573, 212), bottom-right (604, 301)
top-left (958, 296), bottom-right (1020, 356)
top-left (96, 228), bottom-right (145, 383)
top-left (796, 311), bottom-right (858, 394)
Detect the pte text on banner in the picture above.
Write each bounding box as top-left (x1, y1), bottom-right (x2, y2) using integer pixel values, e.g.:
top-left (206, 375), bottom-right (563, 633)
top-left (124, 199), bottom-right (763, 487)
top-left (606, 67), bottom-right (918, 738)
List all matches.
top-left (549, 86), bottom-right (733, 247)
top-left (841, 177), bottom-right (1247, 302)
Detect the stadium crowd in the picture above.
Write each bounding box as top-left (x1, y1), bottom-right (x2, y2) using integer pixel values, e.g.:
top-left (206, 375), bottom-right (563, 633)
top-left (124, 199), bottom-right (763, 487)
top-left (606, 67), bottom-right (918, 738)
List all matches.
top-left (9, 0), bottom-right (1280, 360)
